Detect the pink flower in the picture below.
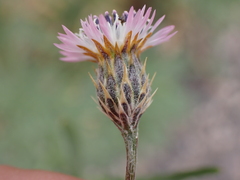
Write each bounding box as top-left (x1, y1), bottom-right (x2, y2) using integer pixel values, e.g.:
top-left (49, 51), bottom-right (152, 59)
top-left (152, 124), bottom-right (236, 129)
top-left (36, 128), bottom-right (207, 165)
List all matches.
top-left (54, 5), bottom-right (177, 62)
top-left (55, 7), bottom-right (177, 180)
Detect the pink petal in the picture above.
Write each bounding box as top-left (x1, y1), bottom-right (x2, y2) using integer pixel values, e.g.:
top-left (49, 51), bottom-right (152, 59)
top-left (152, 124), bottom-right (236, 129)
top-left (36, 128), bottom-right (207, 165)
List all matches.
top-left (54, 43), bottom-right (81, 52)
top-left (145, 30), bottom-right (177, 47)
top-left (59, 51), bottom-right (90, 62)
top-left (125, 6), bottom-right (135, 32)
top-left (150, 25), bottom-right (175, 41)
top-left (87, 15), bottom-right (103, 42)
top-left (139, 9), bottom-right (156, 37)
top-left (150, 15), bottom-right (165, 33)
top-left (134, 7), bottom-right (152, 36)
top-left (62, 25), bottom-right (79, 40)
top-left (98, 14), bottom-right (113, 42)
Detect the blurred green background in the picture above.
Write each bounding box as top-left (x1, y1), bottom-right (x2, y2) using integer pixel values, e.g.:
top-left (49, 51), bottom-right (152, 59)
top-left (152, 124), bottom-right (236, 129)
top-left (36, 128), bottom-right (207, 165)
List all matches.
top-left (1, 0), bottom-right (240, 180)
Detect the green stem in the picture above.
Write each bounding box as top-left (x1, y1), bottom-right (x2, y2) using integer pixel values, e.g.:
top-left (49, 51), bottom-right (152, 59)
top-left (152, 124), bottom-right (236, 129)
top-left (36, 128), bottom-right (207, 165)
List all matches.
top-left (122, 128), bottom-right (138, 180)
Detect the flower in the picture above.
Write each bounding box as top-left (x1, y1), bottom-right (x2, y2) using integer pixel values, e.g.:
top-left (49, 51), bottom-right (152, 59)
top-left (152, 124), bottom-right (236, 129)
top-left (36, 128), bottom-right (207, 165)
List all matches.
top-left (55, 6), bottom-right (176, 180)
top-left (54, 5), bottom-right (176, 62)
top-left (54, 5), bottom-right (176, 132)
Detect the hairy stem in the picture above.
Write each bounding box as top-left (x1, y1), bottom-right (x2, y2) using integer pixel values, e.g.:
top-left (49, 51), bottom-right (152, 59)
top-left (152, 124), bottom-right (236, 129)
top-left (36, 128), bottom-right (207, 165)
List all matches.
top-left (122, 128), bottom-right (138, 180)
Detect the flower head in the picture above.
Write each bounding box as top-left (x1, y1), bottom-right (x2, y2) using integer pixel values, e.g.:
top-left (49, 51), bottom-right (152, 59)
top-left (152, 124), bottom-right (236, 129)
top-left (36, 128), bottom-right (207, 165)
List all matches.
top-left (54, 5), bottom-right (176, 62)
top-left (55, 5), bottom-right (176, 132)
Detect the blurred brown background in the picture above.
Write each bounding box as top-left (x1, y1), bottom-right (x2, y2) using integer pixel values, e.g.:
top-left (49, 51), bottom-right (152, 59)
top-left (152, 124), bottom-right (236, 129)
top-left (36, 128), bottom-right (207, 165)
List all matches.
top-left (0, 0), bottom-right (240, 180)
